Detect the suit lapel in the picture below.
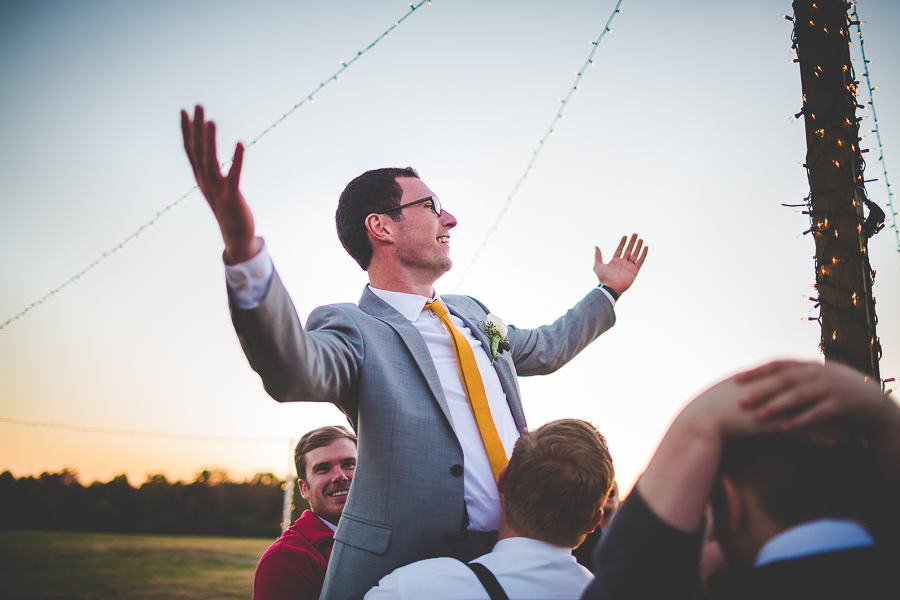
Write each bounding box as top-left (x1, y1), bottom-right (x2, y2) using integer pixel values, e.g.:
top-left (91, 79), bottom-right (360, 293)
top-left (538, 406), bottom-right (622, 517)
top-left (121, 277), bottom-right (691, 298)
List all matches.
top-left (445, 299), bottom-right (527, 433)
top-left (358, 287), bottom-right (457, 434)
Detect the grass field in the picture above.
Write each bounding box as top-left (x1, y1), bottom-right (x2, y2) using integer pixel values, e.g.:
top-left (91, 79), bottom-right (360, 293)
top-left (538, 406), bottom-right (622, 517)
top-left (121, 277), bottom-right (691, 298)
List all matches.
top-left (0, 530), bottom-right (274, 599)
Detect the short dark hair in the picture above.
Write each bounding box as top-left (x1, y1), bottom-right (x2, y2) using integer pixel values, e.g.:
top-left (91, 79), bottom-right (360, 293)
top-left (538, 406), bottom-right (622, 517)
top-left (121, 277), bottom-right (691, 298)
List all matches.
top-left (335, 167), bottom-right (420, 270)
top-left (294, 426), bottom-right (358, 482)
top-left (504, 419), bottom-right (614, 548)
top-left (714, 434), bottom-right (869, 529)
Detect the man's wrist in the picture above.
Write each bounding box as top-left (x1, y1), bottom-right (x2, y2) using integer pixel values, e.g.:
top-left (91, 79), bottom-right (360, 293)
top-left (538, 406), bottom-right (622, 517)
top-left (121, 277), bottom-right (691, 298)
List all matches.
top-left (224, 236), bottom-right (261, 265)
top-left (598, 283), bottom-right (620, 301)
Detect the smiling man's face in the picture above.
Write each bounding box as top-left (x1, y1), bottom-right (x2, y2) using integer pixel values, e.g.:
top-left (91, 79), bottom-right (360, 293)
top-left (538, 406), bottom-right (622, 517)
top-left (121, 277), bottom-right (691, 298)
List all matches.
top-left (392, 177), bottom-right (457, 281)
top-left (299, 437), bottom-right (358, 525)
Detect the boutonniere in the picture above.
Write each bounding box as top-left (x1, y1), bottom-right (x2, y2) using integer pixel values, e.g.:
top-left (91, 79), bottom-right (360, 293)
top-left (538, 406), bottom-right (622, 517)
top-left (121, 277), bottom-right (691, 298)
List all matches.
top-left (480, 313), bottom-right (511, 365)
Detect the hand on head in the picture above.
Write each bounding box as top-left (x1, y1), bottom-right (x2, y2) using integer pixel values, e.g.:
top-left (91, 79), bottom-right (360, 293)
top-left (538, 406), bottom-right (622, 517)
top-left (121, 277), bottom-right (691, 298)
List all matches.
top-left (684, 360), bottom-right (895, 443)
top-left (736, 360), bottom-right (894, 434)
top-left (181, 105), bottom-right (259, 264)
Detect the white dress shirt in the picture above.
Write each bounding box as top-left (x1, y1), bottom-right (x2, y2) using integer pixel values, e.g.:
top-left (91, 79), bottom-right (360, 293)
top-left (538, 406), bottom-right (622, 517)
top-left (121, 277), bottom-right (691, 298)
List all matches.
top-left (363, 536), bottom-right (594, 600)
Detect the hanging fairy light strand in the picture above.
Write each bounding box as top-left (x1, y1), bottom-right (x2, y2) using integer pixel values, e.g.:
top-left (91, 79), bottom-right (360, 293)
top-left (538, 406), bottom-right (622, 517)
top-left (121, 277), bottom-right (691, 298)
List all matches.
top-left (243, 0), bottom-right (431, 151)
top-left (850, 3), bottom-right (899, 261)
top-left (0, 416), bottom-right (285, 443)
top-left (0, 0), bottom-right (432, 333)
top-left (455, 0), bottom-right (624, 287)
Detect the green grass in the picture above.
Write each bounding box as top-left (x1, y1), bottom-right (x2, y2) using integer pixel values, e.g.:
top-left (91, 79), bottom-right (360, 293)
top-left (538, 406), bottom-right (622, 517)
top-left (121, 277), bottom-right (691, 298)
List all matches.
top-left (0, 530), bottom-right (275, 599)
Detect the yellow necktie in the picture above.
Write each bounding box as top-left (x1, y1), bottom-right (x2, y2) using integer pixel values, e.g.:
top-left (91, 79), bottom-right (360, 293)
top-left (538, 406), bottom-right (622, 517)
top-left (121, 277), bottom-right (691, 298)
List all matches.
top-left (424, 299), bottom-right (509, 485)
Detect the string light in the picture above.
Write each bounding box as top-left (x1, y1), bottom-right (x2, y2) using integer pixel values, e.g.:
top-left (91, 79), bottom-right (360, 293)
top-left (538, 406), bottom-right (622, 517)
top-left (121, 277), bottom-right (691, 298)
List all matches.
top-left (0, 0), bottom-right (431, 333)
top-left (850, 4), bottom-right (899, 261)
top-left (0, 416), bottom-right (284, 443)
top-left (455, 0), bottom-right (625, 286)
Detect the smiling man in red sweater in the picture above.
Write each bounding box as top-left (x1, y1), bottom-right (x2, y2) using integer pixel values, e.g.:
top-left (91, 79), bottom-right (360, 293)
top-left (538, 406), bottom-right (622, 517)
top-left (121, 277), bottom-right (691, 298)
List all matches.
top-left (254, 426), bottom-right (358, 600)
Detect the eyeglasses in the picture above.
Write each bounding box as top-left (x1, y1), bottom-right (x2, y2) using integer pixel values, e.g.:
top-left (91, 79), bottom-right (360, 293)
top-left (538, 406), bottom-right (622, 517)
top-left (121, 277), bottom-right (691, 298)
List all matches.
top-left (373, 196), bottom-right (442, 217)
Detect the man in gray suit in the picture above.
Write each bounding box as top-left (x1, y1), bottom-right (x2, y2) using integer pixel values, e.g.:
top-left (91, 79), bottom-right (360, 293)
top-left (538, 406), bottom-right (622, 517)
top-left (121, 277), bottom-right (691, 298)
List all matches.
top-left (181, 105), bottom-right (648, 600)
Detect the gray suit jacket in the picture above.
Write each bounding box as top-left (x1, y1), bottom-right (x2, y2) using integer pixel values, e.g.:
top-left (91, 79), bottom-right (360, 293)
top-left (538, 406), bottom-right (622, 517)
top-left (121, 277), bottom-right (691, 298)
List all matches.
top-left (230, 272), bottom-right (615, 600)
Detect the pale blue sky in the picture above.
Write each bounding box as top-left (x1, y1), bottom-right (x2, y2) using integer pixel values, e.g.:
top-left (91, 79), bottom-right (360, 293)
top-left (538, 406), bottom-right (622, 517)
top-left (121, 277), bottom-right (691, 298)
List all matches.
top-left (1, 0), bottom-right (898, 492)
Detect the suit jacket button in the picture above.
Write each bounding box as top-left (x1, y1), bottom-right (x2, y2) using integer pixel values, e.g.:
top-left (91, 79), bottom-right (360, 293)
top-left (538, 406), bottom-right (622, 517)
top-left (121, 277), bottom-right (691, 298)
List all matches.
top-left (443, 533), bottom-right (457, 546)
top-left (450, 464), bottom-right (463, 477)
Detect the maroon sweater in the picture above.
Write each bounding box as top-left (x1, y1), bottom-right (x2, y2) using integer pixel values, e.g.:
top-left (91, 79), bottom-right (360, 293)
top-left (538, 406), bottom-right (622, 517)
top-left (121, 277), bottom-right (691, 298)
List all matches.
top-left (253, 510), bottom-right (335, 600)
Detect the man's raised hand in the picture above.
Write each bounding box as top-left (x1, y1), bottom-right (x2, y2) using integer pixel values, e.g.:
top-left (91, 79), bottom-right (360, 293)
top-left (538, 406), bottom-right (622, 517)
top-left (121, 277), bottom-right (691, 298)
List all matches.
top-left (593, 234), bottom-right (648, 297)
top-left (181, 105), bottom-right (259, 264)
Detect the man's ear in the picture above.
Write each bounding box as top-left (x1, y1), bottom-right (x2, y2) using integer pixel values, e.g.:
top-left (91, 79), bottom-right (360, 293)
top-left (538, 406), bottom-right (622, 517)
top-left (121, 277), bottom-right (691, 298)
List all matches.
top-left (719, 475), bottom-right (746, 533)
top-left (497, 465), bottom-right (509, 494)
top-left (365, 213), bottom-right (395, 243)
top-left (298, 479), bottom-right (310, 501)
top-left (586, 508), bottom-right (604, 535)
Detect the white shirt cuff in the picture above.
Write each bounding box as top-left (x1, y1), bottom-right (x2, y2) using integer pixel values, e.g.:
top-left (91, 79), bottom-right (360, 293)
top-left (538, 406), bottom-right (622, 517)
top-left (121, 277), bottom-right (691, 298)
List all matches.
top-left (224, 238), bottom-right (274, 310)
top-left (597, 285), bottom-right (617, 307)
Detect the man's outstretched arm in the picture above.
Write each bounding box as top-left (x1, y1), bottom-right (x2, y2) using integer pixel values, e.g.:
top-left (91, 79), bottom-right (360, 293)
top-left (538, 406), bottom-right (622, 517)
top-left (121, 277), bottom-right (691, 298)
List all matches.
top-left (507, 234), bottom-right (648, 376)
top-left (181, 104), bottom-right (260, 264)
top-left (181, 106), bottom-right (360, 407)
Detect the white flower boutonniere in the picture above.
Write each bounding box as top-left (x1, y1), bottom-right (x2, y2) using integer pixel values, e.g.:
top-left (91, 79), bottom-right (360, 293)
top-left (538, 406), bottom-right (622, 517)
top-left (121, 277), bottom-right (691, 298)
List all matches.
top-left (481, 313), bottom-right (511, 365)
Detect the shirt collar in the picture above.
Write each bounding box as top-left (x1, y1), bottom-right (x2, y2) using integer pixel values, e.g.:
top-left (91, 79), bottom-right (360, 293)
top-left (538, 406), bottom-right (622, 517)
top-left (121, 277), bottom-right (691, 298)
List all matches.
top-left (488, 536), bottom-right (574, 558)
top-left (315, 513), bottom-right (338, 532)
top-left (368, 285), bottom-right (439, 323)
top-left (755, 518), bottom-right (874, 567)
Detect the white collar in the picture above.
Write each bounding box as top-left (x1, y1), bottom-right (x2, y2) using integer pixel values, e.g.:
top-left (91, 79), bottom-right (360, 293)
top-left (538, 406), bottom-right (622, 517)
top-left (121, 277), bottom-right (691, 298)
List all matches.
top-left (755, 518), bottom-right (874, 567)
top-left (315, 513), bottom-right (337, 532)
top-left (484, 536), bottom-right (574, 558)
top-left (368, 285), bottom-right (439, 322)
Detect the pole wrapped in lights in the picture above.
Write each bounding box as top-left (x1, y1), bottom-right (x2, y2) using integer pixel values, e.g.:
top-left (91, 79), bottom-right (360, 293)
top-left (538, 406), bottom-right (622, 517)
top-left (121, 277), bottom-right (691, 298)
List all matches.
top-left (456, 0), bottom-right (625, 286)
top-left (791, 0), bottom-right (882, 380)
top-left (1, 0), bottom-right (432, 333)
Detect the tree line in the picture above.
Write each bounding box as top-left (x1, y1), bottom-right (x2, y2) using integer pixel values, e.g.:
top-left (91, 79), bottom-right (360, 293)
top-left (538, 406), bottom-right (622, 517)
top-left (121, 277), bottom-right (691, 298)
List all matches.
top-left (0, 469), bottom-right (310, 538)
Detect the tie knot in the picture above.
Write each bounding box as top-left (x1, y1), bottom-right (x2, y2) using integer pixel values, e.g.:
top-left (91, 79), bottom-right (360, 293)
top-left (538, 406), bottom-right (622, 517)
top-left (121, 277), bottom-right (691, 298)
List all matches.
top-left (424, 299), bottom-right (448, 319)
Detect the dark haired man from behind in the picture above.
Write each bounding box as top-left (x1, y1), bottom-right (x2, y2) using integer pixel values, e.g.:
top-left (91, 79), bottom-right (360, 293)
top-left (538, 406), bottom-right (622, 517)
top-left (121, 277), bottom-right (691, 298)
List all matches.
top-left (583, 360), bottom-right (900, 600)
top-left (364, 419), bottom-right (615, 600)
top-left (253, 426), bottom-right (357, 600)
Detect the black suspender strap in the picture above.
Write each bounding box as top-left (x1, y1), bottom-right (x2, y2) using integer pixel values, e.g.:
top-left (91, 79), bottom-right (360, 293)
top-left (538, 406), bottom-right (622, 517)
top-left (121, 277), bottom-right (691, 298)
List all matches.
top-left (465, 562), bottom-right (511, 600)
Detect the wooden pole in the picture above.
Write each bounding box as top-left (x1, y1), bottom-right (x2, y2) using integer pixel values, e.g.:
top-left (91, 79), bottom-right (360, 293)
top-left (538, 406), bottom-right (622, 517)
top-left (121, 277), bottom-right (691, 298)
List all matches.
top-left (792, 0), bottom-right (880, 379)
